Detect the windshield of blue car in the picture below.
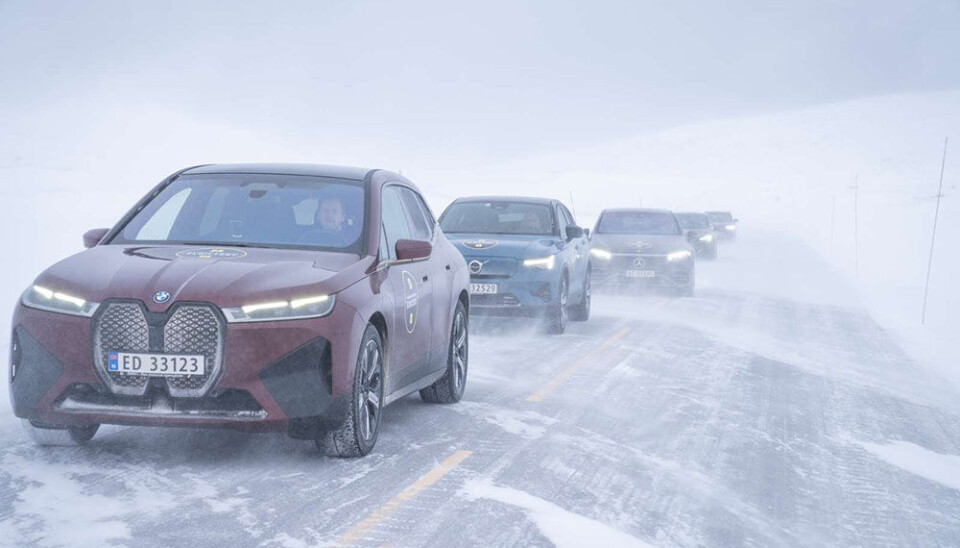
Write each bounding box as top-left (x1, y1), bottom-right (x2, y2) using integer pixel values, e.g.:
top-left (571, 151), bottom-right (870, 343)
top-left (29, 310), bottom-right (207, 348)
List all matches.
top-left (596, 211), bottom-right (683, 236)
top-left (110, 174), bottom-right (366, 252)
top-left (676, 213), bottom-right (711, 229)
top-left (440, 201), bottom-right (555, 236)
top-left (707, 211), bottom-right (734, 223)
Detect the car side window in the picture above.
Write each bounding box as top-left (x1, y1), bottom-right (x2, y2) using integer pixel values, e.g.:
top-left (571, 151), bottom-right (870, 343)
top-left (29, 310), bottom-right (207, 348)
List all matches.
top-left (554, 205), bottom-right (567, 236)
top-left (381, 186), bottom-right (413, 258)
top-left (560, 205), bottom-right (576, 228)
top-left (379, 223), bottom-right (392, 261)
top-left (398, 187), bottom-right (433, 241)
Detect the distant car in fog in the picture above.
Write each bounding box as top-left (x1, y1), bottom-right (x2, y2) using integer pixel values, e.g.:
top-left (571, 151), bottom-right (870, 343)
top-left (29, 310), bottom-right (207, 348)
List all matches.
top-left (706, 211), bottom-right (738, 241)
top-left (676, 212), bottom-right (720, 260)
top-left (439, 196), bottom-right (591, 334)
top-left (10, 163), bottom-right (470, 457)
top-left (589, 208), bottom-right (696, 296)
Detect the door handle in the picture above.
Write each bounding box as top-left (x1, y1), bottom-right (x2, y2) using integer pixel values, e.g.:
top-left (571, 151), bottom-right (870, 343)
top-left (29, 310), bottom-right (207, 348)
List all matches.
top-left (422, 275), bottom-right (429, 282)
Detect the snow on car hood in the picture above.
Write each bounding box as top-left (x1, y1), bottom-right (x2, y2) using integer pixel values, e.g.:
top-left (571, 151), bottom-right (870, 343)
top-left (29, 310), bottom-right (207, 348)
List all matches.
top-left (450, 234), bottom-right (562, 259)
top-left (590, 233), bottom-right (692, 255)
top-left (32, 244), bottom-right (372, 311)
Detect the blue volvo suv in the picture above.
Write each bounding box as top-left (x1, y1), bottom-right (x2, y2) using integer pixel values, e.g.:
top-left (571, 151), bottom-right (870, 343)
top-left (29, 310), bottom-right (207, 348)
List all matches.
top-left (439, 197), bottom-right (591, 334)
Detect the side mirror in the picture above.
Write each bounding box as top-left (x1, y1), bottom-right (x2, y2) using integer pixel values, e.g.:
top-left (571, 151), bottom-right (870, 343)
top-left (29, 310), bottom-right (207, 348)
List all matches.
top-left (395, 239), bottom-right (432, 261)
top-left (83, 228), bottom-right (109, 249)
top-left (583, 228), bottom-right (590, 239)
top-left (565, 225), bottom-right (584, 241)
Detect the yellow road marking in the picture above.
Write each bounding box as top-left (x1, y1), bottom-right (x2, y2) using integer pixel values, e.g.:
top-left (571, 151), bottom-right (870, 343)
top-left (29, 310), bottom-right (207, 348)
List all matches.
top-left (526, 328), bottom-right (631, 402)
top-left (336, 450), bottom-right (472, 545)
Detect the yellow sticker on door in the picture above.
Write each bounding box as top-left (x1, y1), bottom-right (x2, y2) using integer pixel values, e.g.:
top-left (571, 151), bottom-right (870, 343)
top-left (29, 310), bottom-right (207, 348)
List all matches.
top-left (401, 270), bottom-right (419, 334)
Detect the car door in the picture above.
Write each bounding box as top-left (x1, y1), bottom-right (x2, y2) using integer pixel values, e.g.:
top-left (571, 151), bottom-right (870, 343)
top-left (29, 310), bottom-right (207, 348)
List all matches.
top-left (380, 185), bottom-right (434, 393)
top-left (397, 187), bottom-right (451, 373)
top-left (560, 204), bottom-right (589, 288)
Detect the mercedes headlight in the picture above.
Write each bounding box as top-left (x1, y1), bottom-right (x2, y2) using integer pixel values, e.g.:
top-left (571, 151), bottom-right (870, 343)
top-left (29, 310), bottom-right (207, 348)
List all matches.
top-left (223, 294), bottom-right (336, 323)
top-left (523, 255), bottom-right (556, 270)
top-left (667, 250), bottom-right (693, 262)
top-left (21, 285), bottom-right (100, 317)
top-left (590, 248), bottom-right (612, 260)
top-left (699, 234), bottom-right (714, 242)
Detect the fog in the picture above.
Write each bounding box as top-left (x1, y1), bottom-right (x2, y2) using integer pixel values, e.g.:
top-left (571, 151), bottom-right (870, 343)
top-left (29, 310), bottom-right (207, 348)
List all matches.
top-left (1, 2), bottom-right (959, 547)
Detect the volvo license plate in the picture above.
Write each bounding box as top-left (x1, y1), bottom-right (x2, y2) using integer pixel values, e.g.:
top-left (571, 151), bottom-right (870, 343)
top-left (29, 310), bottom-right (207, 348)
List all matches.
top-left (470, 283), bottom-right (499, 294)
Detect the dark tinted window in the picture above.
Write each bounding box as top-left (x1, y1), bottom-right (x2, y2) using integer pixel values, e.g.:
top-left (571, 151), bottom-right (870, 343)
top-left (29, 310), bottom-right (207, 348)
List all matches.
top-left (597, 211), bottom-right (682, 236)
top-left (676, 213), bottom-right (710, 229)
top-left (440, 201), bottom-right (555, 236)
top-left (382, 186), bottom-right (413, 255)
top-left (398, 187), bottom-right (433, 240)
top-left (113, 174), bottom-right (365, 252)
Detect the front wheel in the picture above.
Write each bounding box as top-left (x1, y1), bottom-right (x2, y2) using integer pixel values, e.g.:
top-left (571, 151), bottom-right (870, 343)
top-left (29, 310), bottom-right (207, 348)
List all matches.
top-left (316, 324), bottom-right (384, 457)
top-left (22, 420), bottom-right (99, 446)
top-left (421, 300), bottom-right (468, 404)
top-left (570, 272), bottom-right (591, 321)
top-left (545, 275), bottom-right (569, 334)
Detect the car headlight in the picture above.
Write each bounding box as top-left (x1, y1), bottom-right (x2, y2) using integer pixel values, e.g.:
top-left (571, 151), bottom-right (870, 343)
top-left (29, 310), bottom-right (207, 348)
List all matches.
top-left (223, 294), bottom-right (336, 323)
top-left (699, 234), bottom-right (714, 242)
top-left (667, 250), bottom-right (693, 262)
top-left (523, 255), bottom-right (556, 270)
top-left (725, 224), bottom-right (736, 231)
top-left (590, 248), bottom-right (612, 260)
top-left (21, 285), bottom-right (100, 317)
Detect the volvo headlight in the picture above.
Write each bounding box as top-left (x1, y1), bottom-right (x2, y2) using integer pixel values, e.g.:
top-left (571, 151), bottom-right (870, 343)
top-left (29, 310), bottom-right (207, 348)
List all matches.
top-left (21, 285), bottom-right (99, 317)
top-left (667, 250), bottom-right (693, 262)
top-left (699, 234), bottom-right (714, 242)
top-left (523, 255), bottom-right (556, 270)
top-left (590, 248), bottom-right (612, 260)
top-left (223, 294), bottom-right (336, 323)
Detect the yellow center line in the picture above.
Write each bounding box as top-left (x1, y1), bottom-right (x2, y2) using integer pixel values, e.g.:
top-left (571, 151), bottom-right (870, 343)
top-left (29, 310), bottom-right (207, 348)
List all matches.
top-left (336, 450), bottom-right (472, 545)
top-left (526, 328), bottom-right (631, 402)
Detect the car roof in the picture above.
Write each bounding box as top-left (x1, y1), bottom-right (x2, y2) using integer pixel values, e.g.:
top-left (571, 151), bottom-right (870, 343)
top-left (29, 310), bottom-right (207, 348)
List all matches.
top-left (452, 196), bottom-right (556, 206)
top-left (182, 163), bottom-right (376, 181)
top-left (676, 211), bottom-right (709, 216)
top-left (706, 210), bottom-right (733, 214)
top-left (600, 208), bottom-right (675, 214)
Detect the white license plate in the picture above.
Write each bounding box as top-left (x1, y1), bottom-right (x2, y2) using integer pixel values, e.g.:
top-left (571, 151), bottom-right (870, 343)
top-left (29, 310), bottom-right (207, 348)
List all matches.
top-left (108, 352), bottom-right (206, 377)
top-left (625, 270), bottom-right (656, 278)
top-left (470, 283), bottom-right (499, 294)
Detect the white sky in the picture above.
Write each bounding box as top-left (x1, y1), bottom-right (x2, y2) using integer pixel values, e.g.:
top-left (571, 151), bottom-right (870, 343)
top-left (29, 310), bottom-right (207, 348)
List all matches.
top-left (1, 0), bottom-right (958, 163)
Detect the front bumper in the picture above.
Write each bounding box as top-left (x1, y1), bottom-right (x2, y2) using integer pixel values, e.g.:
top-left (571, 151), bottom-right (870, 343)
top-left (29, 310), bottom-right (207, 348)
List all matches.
top-left (9, 300), bottom-right (361, 433)
top-left (467, 274), bottom-right (560, 317)
top-left (591, 254), bottom-right (694, 289)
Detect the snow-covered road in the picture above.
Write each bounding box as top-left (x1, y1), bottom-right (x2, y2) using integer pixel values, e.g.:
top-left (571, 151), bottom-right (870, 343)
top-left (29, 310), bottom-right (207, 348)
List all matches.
top-left (1, 232), bottom-right (958, 547)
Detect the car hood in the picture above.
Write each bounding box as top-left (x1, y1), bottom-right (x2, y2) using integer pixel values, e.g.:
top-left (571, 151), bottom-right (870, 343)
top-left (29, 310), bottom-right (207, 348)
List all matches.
top-left (590, 233), bottom-right (692, 255)
top-left (447, 234), bottom-right (562, 258)
top-left (32, 244), bottom-right (373, 312)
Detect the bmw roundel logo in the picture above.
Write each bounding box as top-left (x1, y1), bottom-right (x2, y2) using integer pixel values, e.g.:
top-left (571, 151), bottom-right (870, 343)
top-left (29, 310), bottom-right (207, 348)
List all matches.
top-left (153, 290), bottom-right (171, 304)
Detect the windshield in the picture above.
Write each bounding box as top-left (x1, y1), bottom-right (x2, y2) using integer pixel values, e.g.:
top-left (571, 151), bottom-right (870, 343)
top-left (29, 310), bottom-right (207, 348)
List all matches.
top-left (707, 211), bottom-right (734, 223)
top-left (111, 174), bottom-right (366, 252)
top-left (596, 211), bottom-right (682, 236)
top-left (440, 201), bottom-right (555, 236)
top-left (676, 213), bottom-right (710, 229)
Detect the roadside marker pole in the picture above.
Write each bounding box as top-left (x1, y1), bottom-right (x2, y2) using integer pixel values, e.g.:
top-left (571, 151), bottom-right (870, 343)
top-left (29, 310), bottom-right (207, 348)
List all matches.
top-left (922, 137), bottom-right (950, 325)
